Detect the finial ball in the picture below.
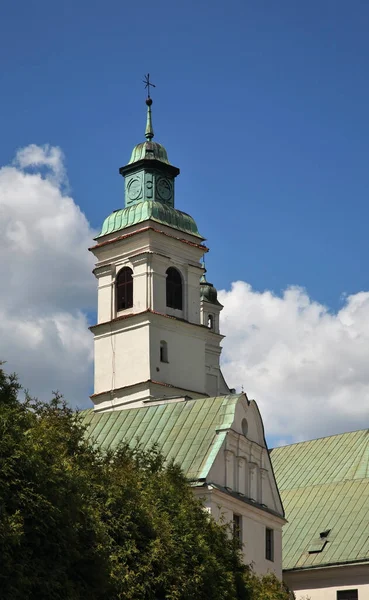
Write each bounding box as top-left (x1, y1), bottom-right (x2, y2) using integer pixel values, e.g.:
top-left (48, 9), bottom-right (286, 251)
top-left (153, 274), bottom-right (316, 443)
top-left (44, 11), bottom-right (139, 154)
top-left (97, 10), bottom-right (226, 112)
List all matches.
top-left (146, 97), bottom-right (153, 106)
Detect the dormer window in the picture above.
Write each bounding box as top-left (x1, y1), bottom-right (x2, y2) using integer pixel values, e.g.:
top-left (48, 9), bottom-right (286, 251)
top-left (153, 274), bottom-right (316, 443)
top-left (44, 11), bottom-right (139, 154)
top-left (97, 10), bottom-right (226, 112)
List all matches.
top-left (116, 267), bottom-right (133, 311)
top-left (166, 267), bottom-right (182, 310)
top-left (308, 529), bottom-right (331, 554)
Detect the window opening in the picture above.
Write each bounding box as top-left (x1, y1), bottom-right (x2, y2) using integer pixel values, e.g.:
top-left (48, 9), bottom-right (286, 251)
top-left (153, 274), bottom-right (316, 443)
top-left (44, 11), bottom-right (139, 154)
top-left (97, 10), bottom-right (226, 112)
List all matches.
top-left (207, 314), bottom-right (214, 329)
top-left (265, 528), bottom-right (274, 561)
top-left (233, 514), bottom-right (242, 545)
top-left (160, 341), bottom-right (168, 363)
top-left (166, 267), bottom-right (183, 310)
top-left (241, 418), bottom-right (248, 437)
top-left (337, 591), bottom-right (358, 600)
top-left (116, 267), bottom-right (133, 311)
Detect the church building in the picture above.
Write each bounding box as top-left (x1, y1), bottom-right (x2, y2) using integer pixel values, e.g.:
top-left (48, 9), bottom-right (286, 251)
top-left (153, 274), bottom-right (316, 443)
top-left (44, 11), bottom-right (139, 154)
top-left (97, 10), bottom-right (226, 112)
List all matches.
top-left (82, 94), bottom-right (285, 577)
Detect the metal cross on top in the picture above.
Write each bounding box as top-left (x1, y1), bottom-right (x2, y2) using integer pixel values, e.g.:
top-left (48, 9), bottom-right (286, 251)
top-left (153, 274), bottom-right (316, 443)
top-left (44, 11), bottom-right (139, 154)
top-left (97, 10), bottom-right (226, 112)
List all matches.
top-left (143, 73), bottom-right (156, 99)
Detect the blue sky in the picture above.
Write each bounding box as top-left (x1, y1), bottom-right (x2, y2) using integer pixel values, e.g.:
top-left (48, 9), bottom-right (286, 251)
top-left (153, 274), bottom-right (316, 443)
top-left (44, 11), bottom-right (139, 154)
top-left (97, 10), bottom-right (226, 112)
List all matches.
top-left (2, 0), bottom-right (369, 309)
top-left (2, 1), bottom-right (369, 442)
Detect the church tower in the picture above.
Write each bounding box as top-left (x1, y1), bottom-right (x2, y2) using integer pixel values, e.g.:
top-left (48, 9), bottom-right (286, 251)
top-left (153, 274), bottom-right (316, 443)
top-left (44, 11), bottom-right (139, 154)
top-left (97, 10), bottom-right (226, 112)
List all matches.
top-left (90, 94), bottom-right (229, 411)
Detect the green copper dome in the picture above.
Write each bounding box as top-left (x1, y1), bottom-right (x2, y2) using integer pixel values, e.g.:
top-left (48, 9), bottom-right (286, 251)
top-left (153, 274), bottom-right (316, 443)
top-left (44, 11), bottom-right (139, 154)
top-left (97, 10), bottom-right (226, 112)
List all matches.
top-left (200, 272), bottom-right (222, 305)
top-left (128, 140), bottom-right (170, 165)
top-left (99, 94), bottom-right (201, 240)
top-left (128, 96), bottom-right (170, 165)
top-left (97, 201), bottom-right (202, 238)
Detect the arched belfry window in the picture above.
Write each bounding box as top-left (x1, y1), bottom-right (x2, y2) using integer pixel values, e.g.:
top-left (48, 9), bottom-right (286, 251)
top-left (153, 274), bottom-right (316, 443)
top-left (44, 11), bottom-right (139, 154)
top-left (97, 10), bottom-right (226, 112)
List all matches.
top-left (116, 267), bottom-right (133, 311)
top-left (166, 267), bottom-right (183, 310)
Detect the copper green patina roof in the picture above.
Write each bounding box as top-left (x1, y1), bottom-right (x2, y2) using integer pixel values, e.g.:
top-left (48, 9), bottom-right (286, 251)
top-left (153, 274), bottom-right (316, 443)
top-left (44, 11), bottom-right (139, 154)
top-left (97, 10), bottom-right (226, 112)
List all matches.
top-left (98, 96), bottom-right (201, 240)
top-left (81, 395), bottom-right (240, 481)
top-left (200, 270), bottom-right (222, 305)
top-left (127, 94), bottom-right (170, 165)
top-left (128, 141), bottom-right (170, 165)
top-left (97, 201), bottom-right (202, 238)
top-left (270, 429), bottom-right (369, 571)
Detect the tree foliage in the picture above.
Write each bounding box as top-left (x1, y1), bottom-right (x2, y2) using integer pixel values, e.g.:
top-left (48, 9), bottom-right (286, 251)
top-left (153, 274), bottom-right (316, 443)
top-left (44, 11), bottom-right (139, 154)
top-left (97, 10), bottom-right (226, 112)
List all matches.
top-left (244, 572), bottom-right (294, 600)
top-left (0, 365), bottom-right (291, 599)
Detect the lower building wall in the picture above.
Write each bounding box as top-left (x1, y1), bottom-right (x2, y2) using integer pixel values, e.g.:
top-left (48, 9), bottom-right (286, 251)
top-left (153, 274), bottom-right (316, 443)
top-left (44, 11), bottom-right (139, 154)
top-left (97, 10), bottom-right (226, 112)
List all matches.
top-left (194, 487), bottom-right (284, 578)
top-left (284, 564), bottom-right (369, 600)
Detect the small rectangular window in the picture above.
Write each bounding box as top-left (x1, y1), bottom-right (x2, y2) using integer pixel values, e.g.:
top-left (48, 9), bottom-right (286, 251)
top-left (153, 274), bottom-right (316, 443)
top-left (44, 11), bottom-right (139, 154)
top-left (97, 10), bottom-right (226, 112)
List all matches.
top-left (265, 528), bottom-right (274, 561)
top-left (337, 591), bottom-right (358, 600)
top-left (160, 341), bottom-right (168, 363)
top-left (233, 514), bottom-right (242, 544)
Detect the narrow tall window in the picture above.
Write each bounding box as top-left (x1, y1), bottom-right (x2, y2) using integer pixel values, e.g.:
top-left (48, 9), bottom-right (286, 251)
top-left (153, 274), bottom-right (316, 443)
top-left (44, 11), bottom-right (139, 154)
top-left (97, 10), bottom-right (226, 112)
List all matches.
top-left (265, 528), bottom-right (274, 561)
top-left (160, 340), bottom-right (168, 363)
top-left (207, 314), bottom-right (214, 329)
top-left (166, 267), bottom-right (182, 310)
top-left (233, 514), bottom-right (242, 545)
top-left (116, 267), bottom-right (133, 311)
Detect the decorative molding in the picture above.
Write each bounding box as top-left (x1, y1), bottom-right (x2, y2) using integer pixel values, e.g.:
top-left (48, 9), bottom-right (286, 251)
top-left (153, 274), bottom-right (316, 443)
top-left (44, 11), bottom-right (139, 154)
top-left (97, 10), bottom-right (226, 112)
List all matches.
top-left (90, 378), bottom-right (208, 400)
top-left (90, 225), bottom-right (207, 251)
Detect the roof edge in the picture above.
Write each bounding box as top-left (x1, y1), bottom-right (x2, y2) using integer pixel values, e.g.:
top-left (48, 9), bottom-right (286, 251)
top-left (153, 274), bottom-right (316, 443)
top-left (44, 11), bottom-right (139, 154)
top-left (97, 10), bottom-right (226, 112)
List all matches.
top-left (198, 482), bottom-right (286, 521)
top-left (284, 557), bottom-right (369, 573)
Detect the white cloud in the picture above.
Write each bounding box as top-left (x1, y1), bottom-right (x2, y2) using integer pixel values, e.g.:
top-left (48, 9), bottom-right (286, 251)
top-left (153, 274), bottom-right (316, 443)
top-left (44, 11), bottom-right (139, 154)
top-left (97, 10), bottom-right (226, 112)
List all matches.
top-left (14, 144), bottom-right (67, 187)
top-left (0, 144), bottom-right (96, 406)
top-left (219, 282), bottom-right (369, 443)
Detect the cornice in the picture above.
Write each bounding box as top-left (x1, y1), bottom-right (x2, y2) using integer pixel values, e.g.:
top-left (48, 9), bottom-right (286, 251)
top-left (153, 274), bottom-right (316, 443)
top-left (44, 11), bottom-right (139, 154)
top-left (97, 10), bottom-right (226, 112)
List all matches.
top-left (90, 378), bottom-right (207, 400)
top-left (90, 308), bottom-right (222, 334)
top-left (195, 482), bottom-right (286, 523)
top-left (90, 225), bottom-right (207, 251)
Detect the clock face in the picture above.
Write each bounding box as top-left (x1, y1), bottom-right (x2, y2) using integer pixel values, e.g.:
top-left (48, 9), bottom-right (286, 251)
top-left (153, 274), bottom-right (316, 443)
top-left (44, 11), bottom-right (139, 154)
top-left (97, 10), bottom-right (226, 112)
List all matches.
top-left (127, 177), bottom-right (142, 202)
top-left (157, 177), bottom-right (172, 202)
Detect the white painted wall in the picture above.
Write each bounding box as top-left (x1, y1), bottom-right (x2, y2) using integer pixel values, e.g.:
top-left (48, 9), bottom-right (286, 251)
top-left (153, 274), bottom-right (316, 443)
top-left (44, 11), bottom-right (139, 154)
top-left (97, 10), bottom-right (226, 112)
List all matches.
top-left (200, 298), bottom-right (221, 334)
top-left (90, 222), bottom-right (232, 408)
top-left (206, 397), bottom-right (284, 516)
top-left (149, 318), bottom-right (206, 393)
top-left (92, 312), bottom-right (209, 404)
top-left (93, 319), bottom-right (151, 395)
top-left (92, 226), bottom-right (205, 323)
top-left (285, 564), bottom-right (369, 600)
top-left (191, 396), bottom-right (285, 577)
top-left (195, 486), bottom-right (283, 578)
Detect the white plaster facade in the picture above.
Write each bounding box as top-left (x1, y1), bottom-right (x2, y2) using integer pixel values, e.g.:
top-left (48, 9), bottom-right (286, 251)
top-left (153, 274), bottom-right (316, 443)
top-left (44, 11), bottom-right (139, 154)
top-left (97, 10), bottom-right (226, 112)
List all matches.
top-left (285, 564), bottom-right (369, 599)
top-left (90, 221), bottom-right (229, 410)
top-left (197, 487), bottom-right (283, 578)
top-left (194, 396), bottom-right (285, 578)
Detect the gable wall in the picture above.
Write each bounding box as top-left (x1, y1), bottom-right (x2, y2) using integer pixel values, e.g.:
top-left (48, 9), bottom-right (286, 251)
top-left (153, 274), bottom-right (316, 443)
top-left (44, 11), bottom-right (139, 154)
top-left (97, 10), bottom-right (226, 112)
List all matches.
top-left (206, 398), bottom-right (284, 516)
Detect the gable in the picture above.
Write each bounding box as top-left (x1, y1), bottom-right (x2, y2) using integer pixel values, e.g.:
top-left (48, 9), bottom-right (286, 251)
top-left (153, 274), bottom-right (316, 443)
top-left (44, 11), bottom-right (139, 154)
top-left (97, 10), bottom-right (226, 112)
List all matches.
top-left (206, 396), bottom-right (284, 517)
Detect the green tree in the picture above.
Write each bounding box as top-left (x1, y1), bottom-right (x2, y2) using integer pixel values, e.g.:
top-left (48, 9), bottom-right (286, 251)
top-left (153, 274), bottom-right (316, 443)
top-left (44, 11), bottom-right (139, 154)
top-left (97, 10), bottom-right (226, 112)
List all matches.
top-left (244, 572), bottom-right (295, 600)
top-left (0, 365), bottom-right (291, 600)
